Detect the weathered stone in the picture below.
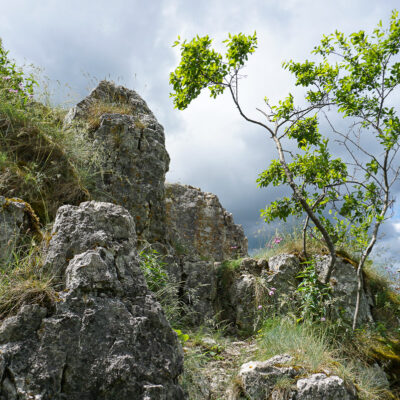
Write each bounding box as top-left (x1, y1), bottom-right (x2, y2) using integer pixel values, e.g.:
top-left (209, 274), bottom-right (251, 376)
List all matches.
top-left (296, 373), bottom-right (357, 399)
top-left (65, 80), bottom-right (170, 243)
top-left (315, 256), bottom-right (373, 324)
top-left (231, 355), bottom-right (358, 400)
top-left (44, 200), bottom-right (138, 280)
top-left (165, 183), bottom-right (248, 261)
top-left (216, 258), bottom-right (269, 334)
top-left (267, 254), bottom-right (300, 290)
top-left (228, 273), bottom-right (259, 332)
top-left (0, 196), bottom-right (40, 265)
top-left (0, 201), bottom-right (185, 400)
top-left (182, 260), bottom-right (218, 325)
top-left (232, 354), bottom-right (299, 399)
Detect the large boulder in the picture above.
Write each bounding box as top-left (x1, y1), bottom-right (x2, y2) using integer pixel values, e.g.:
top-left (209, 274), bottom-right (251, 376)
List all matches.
top-left (0, 196), bottom-right (41, 265)
top-left (65, 81), bottom-right (170, 243)
top-left (165, 183), bottom-right (248, 261)
top-left (0, 201), bottom-right (185, 400)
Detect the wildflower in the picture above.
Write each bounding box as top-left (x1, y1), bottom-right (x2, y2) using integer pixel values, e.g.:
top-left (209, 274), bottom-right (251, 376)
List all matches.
top-left (320, 317), bottom-right (326, 322)
top-left (230, 246), bottom-right (238, 249)
top-left (271, 287), bottom-right (276, 291)
top-left (8, 89), bottom-right (18, 93)
top-left (258, 305), bottom-right (262, 309)
top-left (2, 76), bottom-right (11, 80)
top-left (268, 290), bottom-right (275, 296)
top-left (274, 237), bottom-right (283, 244)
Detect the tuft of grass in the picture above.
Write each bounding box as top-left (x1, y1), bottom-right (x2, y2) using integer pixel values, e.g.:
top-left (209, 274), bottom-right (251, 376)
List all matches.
top-left (0, 94), bottom-right (89, 223)
top-left (254, 227), bottom-right (328, 260)
top-left (257, 317), bottom-right (334, 371)
top-left (179, 347), bottom-right (210, 400)
top-left (0, 237), bottom-right (57, 320)
top-left (257, 317), bottom-right (394, 400)
top-left (85, 100), bottom-right (133, 131)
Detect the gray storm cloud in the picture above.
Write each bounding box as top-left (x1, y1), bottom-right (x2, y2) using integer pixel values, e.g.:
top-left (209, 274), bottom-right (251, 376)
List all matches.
top-left (1, 0), bottom-right (399, 261)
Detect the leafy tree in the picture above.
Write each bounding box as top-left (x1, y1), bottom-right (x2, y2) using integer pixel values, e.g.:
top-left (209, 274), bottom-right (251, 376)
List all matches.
top-left (170, 11), bottom-right (400, 329)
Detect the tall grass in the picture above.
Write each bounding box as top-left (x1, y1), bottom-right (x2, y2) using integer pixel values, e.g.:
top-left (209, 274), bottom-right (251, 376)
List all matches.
top-left (257, 317), bottom-right (393, 400)
top-left (0, 237), bottom-right (57, 319)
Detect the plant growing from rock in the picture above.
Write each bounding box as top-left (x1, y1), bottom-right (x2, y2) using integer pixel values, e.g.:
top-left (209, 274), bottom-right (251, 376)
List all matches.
top-left (170, 11), bottom-right (400, 329)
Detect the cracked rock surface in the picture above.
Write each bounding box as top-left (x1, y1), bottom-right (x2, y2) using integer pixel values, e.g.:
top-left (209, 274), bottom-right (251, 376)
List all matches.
top-left (165, 183), bottom-right (248, 261)
top-left (0, 201), bottom-right (185, 400)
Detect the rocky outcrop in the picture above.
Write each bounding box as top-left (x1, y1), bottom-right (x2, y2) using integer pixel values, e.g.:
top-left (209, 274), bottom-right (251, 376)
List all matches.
top-left (0, 196), bottom-right (40, 265)
top-left (65, 81), bottom-right (170, 243)
top-left (213, 254), bottom-right (373, 332)
top-left (0, 201), bottom-right (185, 399)
top-left (165, 183), bottom-right (248, 261)
top-left (231, 354), bottom-right (357, 399)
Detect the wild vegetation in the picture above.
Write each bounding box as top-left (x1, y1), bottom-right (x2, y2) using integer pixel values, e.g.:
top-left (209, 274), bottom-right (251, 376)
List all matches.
top-left (0, 16), bottom-right (400, 399)
top-left (170, 10), bottom-right (400, 330)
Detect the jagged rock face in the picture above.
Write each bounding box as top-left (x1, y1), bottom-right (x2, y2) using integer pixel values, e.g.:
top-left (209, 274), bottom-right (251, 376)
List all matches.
top-left (65, 81), bottom-right (170, 243)
top-left (165, 183), bottom-right (248, 261)
top-left (231, 354), bottom-right (357, 400)
top-left (315, 256), bottom-right (373, 324)
top-left (0, 201), bottom-right (185, 400)
top-left (0, 196), bottom-right (40, 265)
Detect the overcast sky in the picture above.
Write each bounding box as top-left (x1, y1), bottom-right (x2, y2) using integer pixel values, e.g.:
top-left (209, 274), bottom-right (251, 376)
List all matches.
top-left (1, 0), bottom-right (400, 267)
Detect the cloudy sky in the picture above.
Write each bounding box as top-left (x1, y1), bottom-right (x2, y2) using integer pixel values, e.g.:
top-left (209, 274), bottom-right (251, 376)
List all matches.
top-left (1, 0), bottom-right (400, 266)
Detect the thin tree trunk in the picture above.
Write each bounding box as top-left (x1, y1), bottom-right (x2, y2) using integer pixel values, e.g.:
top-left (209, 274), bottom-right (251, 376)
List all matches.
top-left (302, 216), bottom-right (309, 259)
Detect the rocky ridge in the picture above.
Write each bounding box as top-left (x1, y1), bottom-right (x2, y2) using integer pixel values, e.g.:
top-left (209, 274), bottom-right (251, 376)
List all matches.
top-left (0, 81), bottom-right (395, 399)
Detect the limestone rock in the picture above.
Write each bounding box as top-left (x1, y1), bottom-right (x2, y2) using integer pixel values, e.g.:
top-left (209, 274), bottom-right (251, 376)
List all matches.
top-left (315, 256), bottom-right (373, 324)
top-left (267, 254), bottom-right (300, 291)
top-left (0, 201), bottom-right (185, 400)
top-left (165, 183), bottom-right (248, 261)
top-left (65, 81), bottom-right (170, 242)
top-left (232, 354), bottom-right (299, 399)
top-left (217, 258), bottom-right (269, 333)
top-left (231, 355), bottom-right (357, 400)
top-left (182, 260), bottom-right (218, 325)
top-left (0, 196), bottom-right (40, 265)
top-left (296, 373), bottom-right (357, 399)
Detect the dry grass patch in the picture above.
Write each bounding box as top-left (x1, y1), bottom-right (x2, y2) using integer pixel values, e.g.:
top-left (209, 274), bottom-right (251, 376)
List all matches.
top-left (86, 100), bottom-right (133, 131)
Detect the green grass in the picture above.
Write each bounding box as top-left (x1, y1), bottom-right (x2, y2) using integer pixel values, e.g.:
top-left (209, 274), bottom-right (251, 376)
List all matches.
top-left (256, 317), bottom-right (394, 400)
top-left (0, 91), bottom-right (89, 224)
top-left (0, 236), bottom-right (58, 320)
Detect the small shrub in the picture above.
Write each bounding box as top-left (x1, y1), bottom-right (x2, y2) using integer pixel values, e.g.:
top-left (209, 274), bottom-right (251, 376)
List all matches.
top-left (296, 259), bottom-right (332, 322)
top-left (138, 248), bottom-right (169, 292)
